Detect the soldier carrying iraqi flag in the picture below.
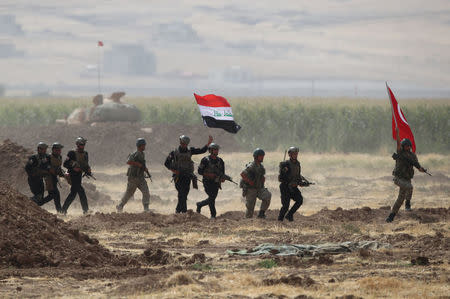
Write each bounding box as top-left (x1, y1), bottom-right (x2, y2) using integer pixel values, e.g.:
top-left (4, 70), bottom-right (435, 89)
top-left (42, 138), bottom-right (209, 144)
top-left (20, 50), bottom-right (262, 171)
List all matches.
top-left (385, 83), bottom-right (430, 223)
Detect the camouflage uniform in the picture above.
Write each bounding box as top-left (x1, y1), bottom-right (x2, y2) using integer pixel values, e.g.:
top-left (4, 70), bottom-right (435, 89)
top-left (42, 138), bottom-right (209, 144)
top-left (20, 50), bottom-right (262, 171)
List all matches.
top-left (25, 153), bottom-right (50, 203)
top-left (38, 153), bottom-right (64, 212)
top-left (391, 148), bottom-right (422, 214)
top-left (241, 161), bottom-right (271, 218)
top-left (61, 150), bottom-right (90, 214)
top-left (118, 150), bottom-right (150, 211)
top-left (278, 159), bottom-right (304, 221)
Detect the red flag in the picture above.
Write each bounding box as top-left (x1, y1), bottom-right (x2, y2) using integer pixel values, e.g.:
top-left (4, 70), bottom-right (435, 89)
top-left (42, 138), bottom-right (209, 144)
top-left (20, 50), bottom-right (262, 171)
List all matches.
top-left (386, 83), bottom-right (416, 152)
top-left (193, 93), bottom-right (241, 133)
top-left (98, 41), bottom-right (103, 47)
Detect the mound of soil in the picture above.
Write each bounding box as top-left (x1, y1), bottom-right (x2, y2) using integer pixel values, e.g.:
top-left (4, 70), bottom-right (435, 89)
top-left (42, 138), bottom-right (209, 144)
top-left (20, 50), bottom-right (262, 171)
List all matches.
top-left (0, 140), bottom-right (112, 208)
top-left (70, 210), bottom-right (208, 231)
top-left (263, 274), bottom-right (315, 287)
top-left (0, 123), bottom-right (243, 166)
top-left (0, 139), bottom-right (33, 191)
top-left (0, 182), bottom-right (125, 268)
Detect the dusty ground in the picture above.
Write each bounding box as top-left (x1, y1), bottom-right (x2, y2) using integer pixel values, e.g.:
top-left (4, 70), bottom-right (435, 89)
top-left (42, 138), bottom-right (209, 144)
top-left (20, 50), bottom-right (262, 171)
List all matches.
top-left (0, 128), bottom-right (449, 298)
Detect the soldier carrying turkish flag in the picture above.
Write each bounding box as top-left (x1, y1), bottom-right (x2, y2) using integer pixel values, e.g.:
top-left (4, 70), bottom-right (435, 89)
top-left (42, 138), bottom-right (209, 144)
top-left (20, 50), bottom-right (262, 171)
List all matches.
top-left (385, 83), bottom-right (430, 223)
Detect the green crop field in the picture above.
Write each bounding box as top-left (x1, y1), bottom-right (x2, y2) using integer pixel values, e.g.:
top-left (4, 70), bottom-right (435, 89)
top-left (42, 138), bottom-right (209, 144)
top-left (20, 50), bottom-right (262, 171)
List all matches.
top-left (1, 97), bottom-right (449, 153)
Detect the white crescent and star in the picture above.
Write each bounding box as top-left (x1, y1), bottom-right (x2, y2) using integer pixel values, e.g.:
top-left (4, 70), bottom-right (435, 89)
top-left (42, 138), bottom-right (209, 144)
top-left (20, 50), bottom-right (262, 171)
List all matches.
top-left (397, 103), bottom-right (409, 125)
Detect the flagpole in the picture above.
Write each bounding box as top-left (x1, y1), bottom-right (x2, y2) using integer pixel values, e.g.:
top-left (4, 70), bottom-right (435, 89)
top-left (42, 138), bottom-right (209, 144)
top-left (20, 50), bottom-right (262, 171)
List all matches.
top-left (97, 44), bottom-right (101, 95)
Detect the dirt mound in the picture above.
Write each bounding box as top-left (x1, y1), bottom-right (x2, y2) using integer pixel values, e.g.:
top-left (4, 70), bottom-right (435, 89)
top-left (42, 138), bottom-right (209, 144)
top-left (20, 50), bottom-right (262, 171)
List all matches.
top-left (142, 248), bottom-right (173, 265)
top-left (262, 274), bottom-right (315, 287)
top-left (70, 210), bottom-right (209, 232)
top-left (0, 123), bottom-right (243, 166)
top-left (0, 182), bottom-right (124, 268)
top-left (0, 140), bottom-right (113, 209)
top-left (0, 139), bottom-right (33, 191)
top-left (300, 206), bottom-right (450, 225)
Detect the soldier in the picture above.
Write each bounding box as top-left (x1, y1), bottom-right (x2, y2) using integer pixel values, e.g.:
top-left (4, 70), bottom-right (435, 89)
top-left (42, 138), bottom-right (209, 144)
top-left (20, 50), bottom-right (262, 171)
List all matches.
top-left (116, 138), bottom-right (151, 212)
top-left (37, 142), bottom-right (65, 213)
top-left (278, 147), bottom-right (312, 222)
top-left (61, 137), bottom-right (91, 215)
top-left (240, 148), bottom-right (271, 219)
top-left (386, 134), bottom-right (427, 223)
top-left (25, 142), bottom-right (50, 204)
top-left (196, 143), bottom-right (225, 219)
top-left (164, 135), bottom-right (213, 213)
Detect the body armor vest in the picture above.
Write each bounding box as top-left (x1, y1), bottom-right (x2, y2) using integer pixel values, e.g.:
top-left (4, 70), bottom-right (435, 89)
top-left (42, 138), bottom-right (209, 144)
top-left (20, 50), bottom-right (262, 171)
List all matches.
top-left (393, 150), bottom-right (417, 180)
top-left (173, 149), bottom-right (193, 173)
top-left (75, 151), bottom-right (89, 171)
top-left (287, 160), bottom-right (301, 184)
top-left (242, 161), bottom-right (265, 189)
top-left (204, 156), bottom-right (224, 181)
top-left (50, 154), bottom-right (62, 176)
top-left (127, 151), bottom-right (146, 177)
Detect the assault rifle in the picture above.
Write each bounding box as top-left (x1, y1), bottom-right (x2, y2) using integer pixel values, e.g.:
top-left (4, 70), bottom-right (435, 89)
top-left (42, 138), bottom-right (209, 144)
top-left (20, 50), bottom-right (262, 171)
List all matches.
top-left (392, 153), bottom-right (432, 176)
top-left (298, 176), bottom-right (315, 187)
top-left (144, 168), bottom-right (153, 182)
top-left (207, 168), bottom-right (238, 186)
top-left (219, 174), bottom-right (238, 185)
top-left (82, 172), bottom-right (96, 180)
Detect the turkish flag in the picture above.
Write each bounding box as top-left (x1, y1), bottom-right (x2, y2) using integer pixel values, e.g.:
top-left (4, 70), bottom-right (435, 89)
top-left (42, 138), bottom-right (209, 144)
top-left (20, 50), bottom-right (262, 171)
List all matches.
top-left (386, 83), bottom-right (416, 152)
top-left (98, 41), bottom-right (103, 47)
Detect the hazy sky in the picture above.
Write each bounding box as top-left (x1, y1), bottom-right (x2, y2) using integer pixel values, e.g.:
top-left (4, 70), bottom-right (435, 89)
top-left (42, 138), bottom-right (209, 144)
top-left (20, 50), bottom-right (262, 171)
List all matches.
top-left (1, 0), bottom-right (449, 96)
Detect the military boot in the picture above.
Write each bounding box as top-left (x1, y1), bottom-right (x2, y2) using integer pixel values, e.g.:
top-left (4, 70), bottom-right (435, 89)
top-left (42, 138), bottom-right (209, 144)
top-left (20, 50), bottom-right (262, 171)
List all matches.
top-left (385, 212), bottom-right (396, 223)
top-left (116, 204), bottom-right (123, 213)
top-left (196, 202), bottom-right (201, 213)
top-left (285, 213), bottom-right (294, 222)
top-left (143, 204), bottom-right (149, 212)
top-left (405, 200), bottom-right (412, 211)
top-left (257, 210), bottom-right (266, 219)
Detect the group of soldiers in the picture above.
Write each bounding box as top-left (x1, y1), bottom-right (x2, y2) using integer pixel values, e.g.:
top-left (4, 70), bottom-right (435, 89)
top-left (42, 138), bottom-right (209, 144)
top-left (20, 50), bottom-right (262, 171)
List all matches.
top-left (26, 132), bottom-right (426, 223)
top-left (25, 137), bottom-right (91, 215)
top-left (114, 135), bottom-right (313, 221)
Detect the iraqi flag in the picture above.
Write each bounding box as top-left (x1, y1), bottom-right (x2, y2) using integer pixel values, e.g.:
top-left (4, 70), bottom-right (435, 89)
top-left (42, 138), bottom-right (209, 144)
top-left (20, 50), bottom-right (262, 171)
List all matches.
top-left (194, 93), bottom-right (241, 134)
top-left (386, 83), bottom-right (416, 152)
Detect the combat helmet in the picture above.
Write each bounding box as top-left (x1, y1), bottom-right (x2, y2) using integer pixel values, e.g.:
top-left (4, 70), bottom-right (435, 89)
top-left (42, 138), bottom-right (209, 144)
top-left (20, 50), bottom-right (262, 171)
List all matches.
top-left (208, 143), bottom-right (220, 151)
top-left (52, 142), bottom-right (64, 149)
top-left (136, 138), bottom-right (146, 147)
top-left (288, 146), bottom-right (299, 154)
top-left (179, 135), bottom-right (190, 145)
top-left (37, 142), bottom-right (48, 149)
top-left (75, 137), bottom-right (87, 146)
top-left (253, 148), bottom-right (265, 158)
top-left (400, 138), bottom-right (412, 147)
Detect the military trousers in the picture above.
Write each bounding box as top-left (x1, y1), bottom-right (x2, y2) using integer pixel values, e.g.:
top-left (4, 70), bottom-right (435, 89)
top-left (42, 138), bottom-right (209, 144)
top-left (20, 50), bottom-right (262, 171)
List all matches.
top-left (391, 177), bottom-right (413, 214)
top-left (278, 183), bottom-right (303, 220)
top-left (119, 176), bottom-right (150, 209)
top-left (245, 187), bottom-right (271, 218)
top-left (38, 175), bottom-right (62, 212)
top-left (62, 174), bottom-right (88, 214)
top-left (197, 180), bottom-right (219, 218)
top-left (175, 175), bottom-right (191, 213)
top-left (28, 176), bottom-right (45, 203)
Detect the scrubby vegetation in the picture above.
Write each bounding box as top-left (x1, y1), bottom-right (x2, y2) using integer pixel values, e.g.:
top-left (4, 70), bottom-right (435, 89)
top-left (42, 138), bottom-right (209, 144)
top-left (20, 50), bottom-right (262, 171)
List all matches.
top-left (1, 97), bottom-right (448, 153)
